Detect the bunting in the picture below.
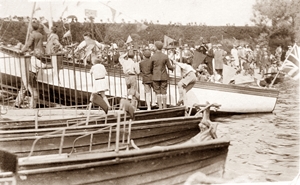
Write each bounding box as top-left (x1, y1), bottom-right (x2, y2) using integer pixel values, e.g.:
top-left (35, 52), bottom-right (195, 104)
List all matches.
top-left (163, 35), bottom-right (176, 48)
top-left (76, 1), bottom-right (81, 6)
top-left (136, 22), bottom-right (148, 32)
top-left (109, 7), bottom-right (117, 22)
top-left (280, 44), bottom-right (299, 80)
top-left (126, 35), bottom-right (133, 44)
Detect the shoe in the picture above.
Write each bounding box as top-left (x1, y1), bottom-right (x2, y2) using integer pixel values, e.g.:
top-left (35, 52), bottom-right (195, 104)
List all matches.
top-left (176, 100), bottom-right (184, 106)
top-left (14, 105), bottom-right (22, 109)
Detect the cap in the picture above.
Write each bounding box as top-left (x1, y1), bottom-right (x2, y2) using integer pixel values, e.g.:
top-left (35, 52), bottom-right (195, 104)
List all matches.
top-left (143, 50), bottom-right (151, 58)
top-left (154, 41), bottom-right (163, 50)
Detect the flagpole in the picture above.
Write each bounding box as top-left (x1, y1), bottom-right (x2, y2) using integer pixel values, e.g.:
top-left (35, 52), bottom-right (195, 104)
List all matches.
top-left (49, 2), bottom-right (53, 30)
top-left (26, 2), bottom-right (36, 43)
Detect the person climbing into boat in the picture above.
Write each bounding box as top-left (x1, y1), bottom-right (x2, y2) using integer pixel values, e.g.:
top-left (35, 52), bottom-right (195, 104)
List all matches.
top-left (89, 55), bottom-right (111, 109)
top-left (119, 49), bottom-right (140, 110)
top-left (45, 26), bottom-right (63, 55)
top-left (151, 41), bottom-right (175, 109)
top-left (174, 61), bottom-right (197, 107)
top-left (139, 49), bottom-right (153, 110)
top-left (74, 32), bottom-right (105, 65)
top-left (14, 22), bottom-right (51, 109)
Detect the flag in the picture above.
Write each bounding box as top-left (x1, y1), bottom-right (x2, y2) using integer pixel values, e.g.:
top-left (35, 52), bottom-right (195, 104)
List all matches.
top-left (63, 30), bottom-right (71, 38)
top-left (136, 22), bottom-right (148, 32)
top-left (109, 7), bottom-right (116, 22)
top-left (34, 6), bottom-right (41, 14)
top-left (91, 94), bottom-right (108, 114)
top-left (163, 35), bottom-right (176, 48)
top-left (222, 64), bottom-right (237, 84)
top-left (280, 44), bottom-right (299, 80)
top-left (126, 35), bottom-right (133, 44)
top-left (76, 1), bottom-right (81, 6)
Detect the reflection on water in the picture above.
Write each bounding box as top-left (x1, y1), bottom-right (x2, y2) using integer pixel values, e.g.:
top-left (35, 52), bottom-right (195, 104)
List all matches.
top-left (216, 79), bottom-right (299, 183)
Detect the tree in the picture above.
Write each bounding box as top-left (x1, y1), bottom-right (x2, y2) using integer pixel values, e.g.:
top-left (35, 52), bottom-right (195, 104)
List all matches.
top-left (251, 0), bottom-right (300, 48)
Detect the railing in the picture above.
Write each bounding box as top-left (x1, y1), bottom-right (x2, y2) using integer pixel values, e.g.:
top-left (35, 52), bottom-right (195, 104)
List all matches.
top-left (25, 110), bottom-right (131, 160)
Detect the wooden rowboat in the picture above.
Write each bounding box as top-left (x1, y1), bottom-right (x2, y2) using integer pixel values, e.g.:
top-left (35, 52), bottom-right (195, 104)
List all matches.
top-left (0, 106), bottom-right (186, 130)
top-left (0, 104), bottom-right (229, 185)
top-left (0, 103), bottom-right (220, 157)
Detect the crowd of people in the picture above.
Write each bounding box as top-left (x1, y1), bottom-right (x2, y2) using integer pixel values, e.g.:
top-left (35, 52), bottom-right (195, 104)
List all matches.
top-left (12, 20), bottom-right (290, 110)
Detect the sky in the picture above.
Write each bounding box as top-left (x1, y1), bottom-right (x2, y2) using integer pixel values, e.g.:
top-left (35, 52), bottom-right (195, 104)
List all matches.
top-left (0, 0), bottom-right (256, 26)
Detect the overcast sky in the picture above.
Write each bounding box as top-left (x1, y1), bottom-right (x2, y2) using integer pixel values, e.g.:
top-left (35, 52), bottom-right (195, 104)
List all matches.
top-left (0, 0), bottom-right (256, 26)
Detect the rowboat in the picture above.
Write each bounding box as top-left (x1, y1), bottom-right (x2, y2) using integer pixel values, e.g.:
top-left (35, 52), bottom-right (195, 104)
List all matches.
top-left (0, 104), bottom-right (229, 185)
top-left (0, 45), bottom-right (279, 113)
top-left (0, 106), bottom-right (186, 130)
top-left (0, 102), bottom-right (221, 157)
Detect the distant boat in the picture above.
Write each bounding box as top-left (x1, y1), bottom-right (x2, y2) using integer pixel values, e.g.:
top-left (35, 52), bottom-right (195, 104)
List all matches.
top-left (0, 45), bottom-right (279, 113)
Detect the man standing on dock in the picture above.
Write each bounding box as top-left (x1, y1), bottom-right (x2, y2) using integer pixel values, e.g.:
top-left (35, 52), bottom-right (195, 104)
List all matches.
top-left (151, 41), bottom-right (175, 109)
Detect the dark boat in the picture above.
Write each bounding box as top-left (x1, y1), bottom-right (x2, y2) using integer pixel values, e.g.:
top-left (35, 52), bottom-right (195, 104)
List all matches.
top-left (0, 102), bottom-right (221, 157)
top-left (0, 104), bottom-right (230, 185)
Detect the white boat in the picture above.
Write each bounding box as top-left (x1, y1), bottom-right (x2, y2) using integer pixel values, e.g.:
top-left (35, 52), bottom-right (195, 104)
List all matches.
top-left (0, 46), bottom-right (279, 113)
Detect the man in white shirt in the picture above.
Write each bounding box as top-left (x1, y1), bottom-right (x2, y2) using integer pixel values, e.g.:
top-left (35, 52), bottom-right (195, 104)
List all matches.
top-left (119, 50), bottom-right (140, 109)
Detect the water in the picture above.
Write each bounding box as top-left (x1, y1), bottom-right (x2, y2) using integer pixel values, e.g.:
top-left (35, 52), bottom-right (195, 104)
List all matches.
top-left (216, 79), bottom-right (299, 183)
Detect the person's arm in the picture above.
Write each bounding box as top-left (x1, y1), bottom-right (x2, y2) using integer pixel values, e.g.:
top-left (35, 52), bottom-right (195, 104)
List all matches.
top-left (33, 59), bottom-right (52, 69)
top-left (21, 34), bottom-right (34, 53)
top-left (134, 62), bottom-right (140, 74)
top-left (118, 52), bottom-right (127, 66)
top-left (166, 58), bottom-right (175, 72)
top-left (95, 41), bottom-right (105, 50)
top-left (74, 41), bottom-right (86, 53)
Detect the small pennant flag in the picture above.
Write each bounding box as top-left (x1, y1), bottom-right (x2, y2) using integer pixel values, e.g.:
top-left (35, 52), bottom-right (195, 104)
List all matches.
top-left (163, 35), bottom-right (176, 48)
top-left (136, 22), bottom-right (148, 32)
top-left (109, 7), bottom-right (116, 22)
top-left (76, 1), bottom-right (81, 6)
top-left (63, 30), bottom-right (71, 38)
top-left (280, 44), bottom-right (299, 80)
top-left (126, 35), bottom-right (133, 44)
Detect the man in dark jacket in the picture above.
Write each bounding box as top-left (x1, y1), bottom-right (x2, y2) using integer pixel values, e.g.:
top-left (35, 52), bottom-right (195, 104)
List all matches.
top-left (151, 41), bottom-right (175, 109)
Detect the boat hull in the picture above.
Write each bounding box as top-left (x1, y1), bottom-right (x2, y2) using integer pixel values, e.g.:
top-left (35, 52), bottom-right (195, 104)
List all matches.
top-left (0, 116), bottom-right (201, 157)
top-left (0, 48), bottom-right (279, 113)
top-left (16, 137), bottom-right (229, 185)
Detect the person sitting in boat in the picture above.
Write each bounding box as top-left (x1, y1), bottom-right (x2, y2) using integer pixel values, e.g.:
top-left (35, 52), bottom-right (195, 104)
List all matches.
top-left (174, 61), bottom-right (197, 107)
top-left (119, 49), bottom-right (140, 109)
top-left (45, 26), bottom-right (63, 55)
top-left (139, 50), bottom-right (154, 110)
top-left (15, 22), bottom-right (52, 109)
top-left (89, 55), bottom-right (111, 109)
top-left (74, 32), bottom-right (105, 66)
top-left (196, 64), bottom-right (210, 81)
